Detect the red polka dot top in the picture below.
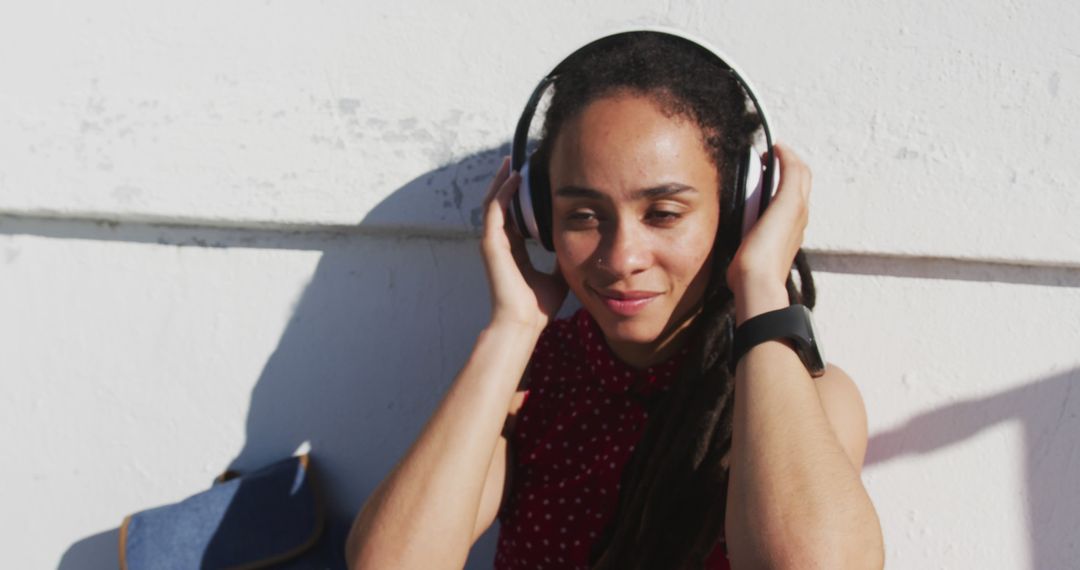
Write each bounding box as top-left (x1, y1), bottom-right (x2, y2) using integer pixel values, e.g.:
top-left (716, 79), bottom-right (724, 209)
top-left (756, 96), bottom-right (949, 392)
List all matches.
top-left (494, 308), bottom-right (730, 569)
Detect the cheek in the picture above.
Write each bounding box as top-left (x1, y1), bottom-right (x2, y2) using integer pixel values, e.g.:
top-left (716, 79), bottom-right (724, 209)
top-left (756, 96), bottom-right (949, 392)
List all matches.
top-left (665, 222), bottom-right (718, 284)
top-left (553, 235), bottom-right (587, 274)
top-left (552, 223), bottom-right (596, 267)
top-left (555, 254), bottom-right (594, 294)
top-left (666, 248), bottom-right (710, 285)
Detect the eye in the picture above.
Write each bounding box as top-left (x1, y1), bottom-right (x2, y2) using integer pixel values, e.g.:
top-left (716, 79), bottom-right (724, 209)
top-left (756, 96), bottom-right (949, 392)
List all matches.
top-left (565, 209), bottom-right (600, 228)
top-left (646, 210), bottom-right (682, 225)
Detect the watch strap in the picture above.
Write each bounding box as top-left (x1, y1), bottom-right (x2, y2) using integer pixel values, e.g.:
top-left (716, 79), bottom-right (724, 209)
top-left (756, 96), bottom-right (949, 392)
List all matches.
top-left (731, 304), bottom-right (824, 376)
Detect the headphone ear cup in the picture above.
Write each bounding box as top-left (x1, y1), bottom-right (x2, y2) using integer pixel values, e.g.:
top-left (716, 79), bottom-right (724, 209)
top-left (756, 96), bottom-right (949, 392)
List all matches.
top-left (739, 150), bottom-right (764, 239)
top-left (528, 155), bottom-right (555, 252)
top-left (510, 157), bottom-right (555, 251)
top-left (510, 162), bottom-right (534, 242)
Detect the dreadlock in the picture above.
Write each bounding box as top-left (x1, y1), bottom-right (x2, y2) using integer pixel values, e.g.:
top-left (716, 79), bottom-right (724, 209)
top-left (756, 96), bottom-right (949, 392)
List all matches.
top-left (530, 32), bottom-right (816, 568)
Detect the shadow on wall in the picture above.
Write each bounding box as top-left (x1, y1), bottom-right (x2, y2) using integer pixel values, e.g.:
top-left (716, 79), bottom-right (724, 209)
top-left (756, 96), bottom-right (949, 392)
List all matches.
top-left (866, 367), bottom-right (1080, 569)
top-left (56, 147), bottom-right (512, 569)
top-left (217, 147), bottom-right (515, 569)
top-left (57, 528), bottom-right (119, 569)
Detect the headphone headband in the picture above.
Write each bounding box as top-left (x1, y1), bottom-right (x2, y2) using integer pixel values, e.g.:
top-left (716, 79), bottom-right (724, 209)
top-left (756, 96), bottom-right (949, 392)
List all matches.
top-left (511, 27), bottom-right (778, 251)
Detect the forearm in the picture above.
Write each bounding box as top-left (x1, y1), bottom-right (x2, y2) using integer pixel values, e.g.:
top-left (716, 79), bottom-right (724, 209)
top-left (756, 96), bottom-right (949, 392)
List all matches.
top-left (346, 321), bottom-right (540, 569)
top-left (726, 287), bottom-right (883, 569)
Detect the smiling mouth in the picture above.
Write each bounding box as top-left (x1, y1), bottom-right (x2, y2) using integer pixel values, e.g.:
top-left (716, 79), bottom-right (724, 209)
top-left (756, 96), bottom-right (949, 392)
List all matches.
top-left (589, 284), bottom-right (662, 317)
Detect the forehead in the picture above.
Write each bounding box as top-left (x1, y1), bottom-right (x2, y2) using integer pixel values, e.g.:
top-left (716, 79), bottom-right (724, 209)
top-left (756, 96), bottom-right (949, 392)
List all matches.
top-left (549, 93), bottom-right (719, 198)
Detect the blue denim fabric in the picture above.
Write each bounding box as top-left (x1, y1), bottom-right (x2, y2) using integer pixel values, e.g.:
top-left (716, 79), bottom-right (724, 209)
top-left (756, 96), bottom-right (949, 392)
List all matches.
top-left (122, 455), bottom-right (330, 570)
top-left (272, 517), bottom-right (349, 570)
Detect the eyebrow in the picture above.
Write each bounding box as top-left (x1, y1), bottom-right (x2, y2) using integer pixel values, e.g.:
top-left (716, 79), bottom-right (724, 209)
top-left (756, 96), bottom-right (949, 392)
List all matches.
top-left (553, 183), bottom-right (697, 200)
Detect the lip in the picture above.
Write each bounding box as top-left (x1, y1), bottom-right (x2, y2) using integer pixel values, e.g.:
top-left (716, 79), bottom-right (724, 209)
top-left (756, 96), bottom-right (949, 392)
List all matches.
top-left (590, 285), bottom-right (662, 317)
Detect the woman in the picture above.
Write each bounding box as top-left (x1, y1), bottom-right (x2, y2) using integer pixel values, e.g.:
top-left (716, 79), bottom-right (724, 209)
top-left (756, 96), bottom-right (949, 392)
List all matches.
top-left (346, 31), bottom-right (884, 569)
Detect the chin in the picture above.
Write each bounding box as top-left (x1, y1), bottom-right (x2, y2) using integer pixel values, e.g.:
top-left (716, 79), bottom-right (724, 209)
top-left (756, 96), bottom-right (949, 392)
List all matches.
top-left (585, 300), bottom-right (671, 346)
top-left (604, 321), bottom-right (666, 346)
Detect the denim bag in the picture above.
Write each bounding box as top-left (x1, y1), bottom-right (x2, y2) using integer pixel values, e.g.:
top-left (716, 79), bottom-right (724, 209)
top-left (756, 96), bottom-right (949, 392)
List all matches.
top-left (120, 454), bottom-right (324, 570)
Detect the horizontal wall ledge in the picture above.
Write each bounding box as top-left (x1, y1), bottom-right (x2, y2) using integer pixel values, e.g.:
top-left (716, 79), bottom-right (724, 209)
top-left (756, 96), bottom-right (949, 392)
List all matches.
top-left (3, 210), bottom-right (1079, 289)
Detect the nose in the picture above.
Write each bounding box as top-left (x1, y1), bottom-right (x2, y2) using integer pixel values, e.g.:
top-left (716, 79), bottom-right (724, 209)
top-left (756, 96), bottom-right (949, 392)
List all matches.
top-left (595, 218), bottom-right (651, 279)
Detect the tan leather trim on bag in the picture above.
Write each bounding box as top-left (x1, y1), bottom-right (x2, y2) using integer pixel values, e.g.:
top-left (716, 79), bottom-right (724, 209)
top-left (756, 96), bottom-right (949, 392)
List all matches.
top-left (215, 470), bottom-right (240, 484)
top-left (119, 514), bottom-right (132, 570)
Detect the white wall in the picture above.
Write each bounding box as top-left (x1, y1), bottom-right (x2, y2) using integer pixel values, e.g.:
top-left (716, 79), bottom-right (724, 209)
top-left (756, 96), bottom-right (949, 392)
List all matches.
top-left (1, 1), bottom-right (1077, 568)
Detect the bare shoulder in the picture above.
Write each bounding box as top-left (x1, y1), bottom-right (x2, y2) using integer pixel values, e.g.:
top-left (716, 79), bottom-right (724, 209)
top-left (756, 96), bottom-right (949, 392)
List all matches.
top-left (813, 363), bottom-right (869, 471)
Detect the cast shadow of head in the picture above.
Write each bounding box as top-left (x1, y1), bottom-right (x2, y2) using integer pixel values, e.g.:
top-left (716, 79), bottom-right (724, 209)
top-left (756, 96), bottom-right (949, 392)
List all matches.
top-left (221, 144), bottom-right (514, 510)
top-left (58, 145), bottom-right (518, 569)
top-left (865, 366), bottom-right (1080, 569)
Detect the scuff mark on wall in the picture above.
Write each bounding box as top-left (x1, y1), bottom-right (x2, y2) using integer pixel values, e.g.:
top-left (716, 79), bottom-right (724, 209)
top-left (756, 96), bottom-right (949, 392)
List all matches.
top-left (895, 147), bottom-right (920, 160)
top-left (112, 186), bottom-right (143, 203)
top-left (338, 98), bottom-right (362, 115)
top-left (452, 179), bottom-right (463, 212)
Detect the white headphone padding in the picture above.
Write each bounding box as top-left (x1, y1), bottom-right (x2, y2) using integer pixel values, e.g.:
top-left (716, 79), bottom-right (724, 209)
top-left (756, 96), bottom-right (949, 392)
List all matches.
top-left (517, 161), bottom-right (542, 242)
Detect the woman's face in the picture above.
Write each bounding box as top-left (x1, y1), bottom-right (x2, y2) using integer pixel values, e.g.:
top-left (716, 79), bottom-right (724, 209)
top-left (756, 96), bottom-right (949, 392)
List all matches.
top-left (549, 92), bottom-right (721, 366)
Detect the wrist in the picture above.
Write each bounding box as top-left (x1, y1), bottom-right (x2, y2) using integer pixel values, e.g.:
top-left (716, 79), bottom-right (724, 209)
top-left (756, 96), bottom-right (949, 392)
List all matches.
top-left (485, 316), bottom-right (546, 341)
top-left (733, 282), bottom-right (790, 327)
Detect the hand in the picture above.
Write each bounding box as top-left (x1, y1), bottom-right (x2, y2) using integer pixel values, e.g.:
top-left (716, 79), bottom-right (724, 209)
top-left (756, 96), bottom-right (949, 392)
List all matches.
top-left (726, 143), bottom-right (810, 323)
top-left (480, 157), bottom-right (569, 333)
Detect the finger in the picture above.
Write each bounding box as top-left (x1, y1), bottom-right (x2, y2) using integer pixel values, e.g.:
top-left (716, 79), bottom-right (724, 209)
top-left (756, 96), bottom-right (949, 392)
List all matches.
top-left (508, 219), bottom-right (532, 270)
top-left (482, 156), bottom-right (512, 209)
top-left (490, 170), bottom-right (521, 231)
top-left (483, 170), bottom-right (520, 238)
top-left (748, 147), bottom-right (809, 237)
top-left (780, 146), bottom-right (811, 229)
top-left (770, 144), bottom-right (811, 239)
top-left (773, 143), bottom-right (811, 202)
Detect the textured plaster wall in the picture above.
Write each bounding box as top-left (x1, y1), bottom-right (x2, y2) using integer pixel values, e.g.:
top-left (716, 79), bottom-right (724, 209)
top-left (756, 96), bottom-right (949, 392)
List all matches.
top-left (1, 1), bottom-right (1077, 568)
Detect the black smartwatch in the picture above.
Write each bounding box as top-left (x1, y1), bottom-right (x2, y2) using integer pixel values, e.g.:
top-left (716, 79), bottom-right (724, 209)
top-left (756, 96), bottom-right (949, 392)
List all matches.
top-left (732, 304), bottom-right (826, 377)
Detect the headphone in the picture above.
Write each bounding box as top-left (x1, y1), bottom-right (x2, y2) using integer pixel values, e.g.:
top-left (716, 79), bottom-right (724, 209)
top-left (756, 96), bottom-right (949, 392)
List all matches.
top-left (509, 27), bottom-right (778, 253)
